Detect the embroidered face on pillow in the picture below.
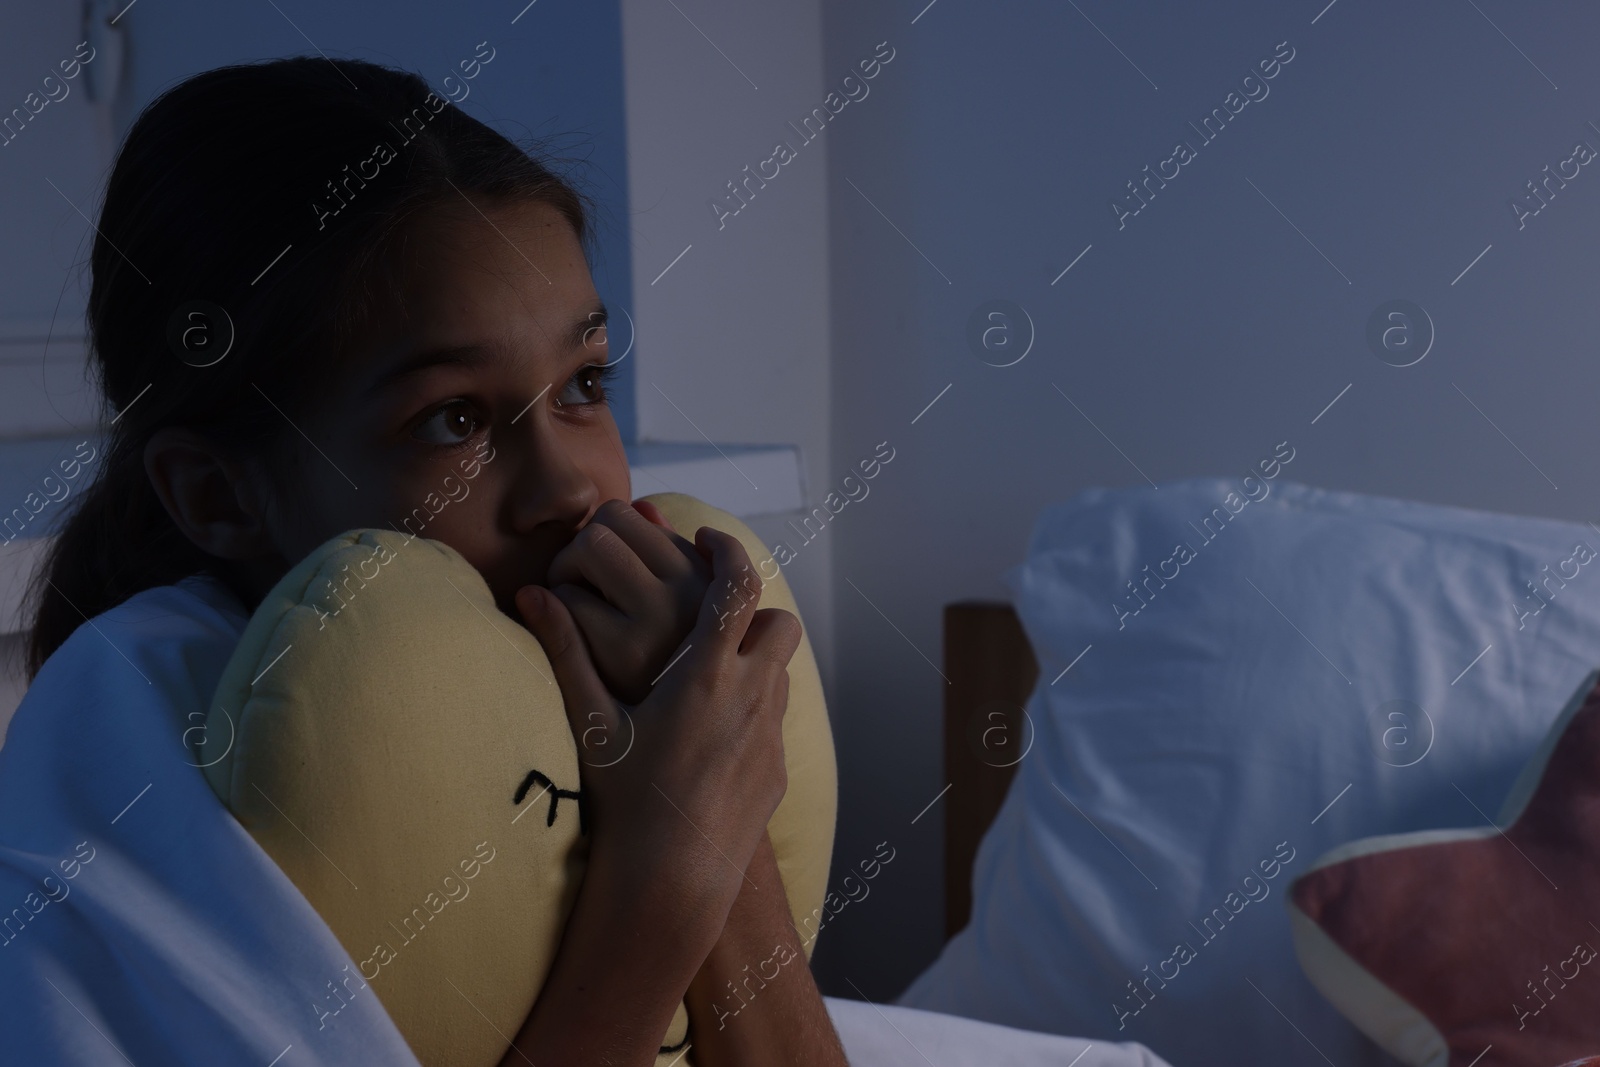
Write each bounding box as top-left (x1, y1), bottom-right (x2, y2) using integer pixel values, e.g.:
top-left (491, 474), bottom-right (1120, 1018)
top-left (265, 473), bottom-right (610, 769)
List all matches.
top-left (198, 492), bottom-right (837, 1067)
top-left (1289, 669), bottom-right (1600, 1067)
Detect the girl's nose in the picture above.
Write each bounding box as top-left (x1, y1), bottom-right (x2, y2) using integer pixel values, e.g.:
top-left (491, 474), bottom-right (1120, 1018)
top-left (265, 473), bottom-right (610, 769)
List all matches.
top-left (505, 410), bottom-right (600, 535)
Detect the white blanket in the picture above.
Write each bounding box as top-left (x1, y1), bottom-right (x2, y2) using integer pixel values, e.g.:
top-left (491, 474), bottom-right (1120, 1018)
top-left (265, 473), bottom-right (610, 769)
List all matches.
top-left (0, 573), bottom-right (1169, 1067)
top-left (0, 574), bottom-right (420, 1064)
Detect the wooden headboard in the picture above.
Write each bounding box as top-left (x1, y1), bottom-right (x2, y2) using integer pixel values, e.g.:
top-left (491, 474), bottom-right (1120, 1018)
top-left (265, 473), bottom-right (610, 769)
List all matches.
top-left (942, 601), bottom-right (1038, 940)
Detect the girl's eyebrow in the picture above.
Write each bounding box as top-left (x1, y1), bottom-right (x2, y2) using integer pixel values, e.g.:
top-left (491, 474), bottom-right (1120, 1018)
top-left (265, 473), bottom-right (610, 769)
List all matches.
top-left (361, 345), bottom-right (494, 400)
top-left (569, 300), bottom-right (608, 350)
top-left (362, 301), bottom-right (608, 400)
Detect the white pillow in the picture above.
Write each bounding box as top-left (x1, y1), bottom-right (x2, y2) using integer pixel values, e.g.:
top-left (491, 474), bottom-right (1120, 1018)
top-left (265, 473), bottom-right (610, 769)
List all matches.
top-left (898, 478), bottom-right (1600, 1067)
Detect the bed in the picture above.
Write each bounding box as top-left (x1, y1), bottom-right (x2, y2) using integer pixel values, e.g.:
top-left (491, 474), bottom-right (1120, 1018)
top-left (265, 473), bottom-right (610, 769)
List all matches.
top-left (940, 600), bottom-right (1035, 939)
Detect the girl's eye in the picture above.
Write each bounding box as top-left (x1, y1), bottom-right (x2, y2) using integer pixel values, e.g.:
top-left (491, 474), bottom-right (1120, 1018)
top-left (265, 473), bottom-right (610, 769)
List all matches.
top-left (558, 362), bottom-right (618, 407)
top-left (412, 399), bottom-right (483, 446)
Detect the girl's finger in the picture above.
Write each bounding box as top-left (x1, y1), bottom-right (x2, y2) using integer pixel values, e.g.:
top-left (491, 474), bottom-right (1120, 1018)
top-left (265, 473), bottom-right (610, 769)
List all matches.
top-left (514, 585), bottom-right (618, 736)
top-left (625, 500), bottom-right (710, 587)
top-left (548, 582), bottom-right (631, 664)
top-left (545, 519), bottom-right (658, 616)
top-left (631, 498), bottom-right (672, 530)
top-left (690, 527), bottom-right (766, 650)
top-left (738, 607), bottom-right (803, 671)
top-left (589, 499), bottom-right (700, 581)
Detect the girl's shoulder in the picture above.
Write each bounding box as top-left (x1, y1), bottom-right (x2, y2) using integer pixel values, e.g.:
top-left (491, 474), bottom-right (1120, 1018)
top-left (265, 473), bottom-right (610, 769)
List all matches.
top-left (7, 572), bottom-right (250, 761)
top-left (56, 571), bottom-right (248, 672)
top-left (104, 571), bottom-right (252, 645)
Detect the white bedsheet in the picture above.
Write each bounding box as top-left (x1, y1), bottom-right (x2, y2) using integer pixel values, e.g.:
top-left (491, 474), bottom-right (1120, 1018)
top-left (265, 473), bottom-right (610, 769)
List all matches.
top-left (0, 572), bottom-right (1153, 1066)
top-left (826, 997), bottom-right (1173, 1066)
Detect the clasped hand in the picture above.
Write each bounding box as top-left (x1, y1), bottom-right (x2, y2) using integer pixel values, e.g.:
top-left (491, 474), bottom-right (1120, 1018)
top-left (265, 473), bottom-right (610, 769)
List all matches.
top-left (533, 498), bottom-right (717, 704)
top-left (513, 501), bottom-right (799, 905)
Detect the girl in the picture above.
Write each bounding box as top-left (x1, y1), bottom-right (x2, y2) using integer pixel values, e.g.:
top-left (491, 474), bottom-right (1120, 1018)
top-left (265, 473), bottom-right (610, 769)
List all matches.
top-left (7, 56), bottom-right (847, 1066)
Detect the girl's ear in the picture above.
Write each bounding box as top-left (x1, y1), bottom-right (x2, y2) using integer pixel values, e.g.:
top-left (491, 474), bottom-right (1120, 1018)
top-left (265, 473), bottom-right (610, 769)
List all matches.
top-left (143, 427), bottom-right (284, 561)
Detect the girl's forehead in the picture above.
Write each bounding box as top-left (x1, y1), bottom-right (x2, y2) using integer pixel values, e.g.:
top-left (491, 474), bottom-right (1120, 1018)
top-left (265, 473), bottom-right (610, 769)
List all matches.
top-left (344, 199), bottom-right (597, 381)
top-left (398, 199), bottom-right (588, 296)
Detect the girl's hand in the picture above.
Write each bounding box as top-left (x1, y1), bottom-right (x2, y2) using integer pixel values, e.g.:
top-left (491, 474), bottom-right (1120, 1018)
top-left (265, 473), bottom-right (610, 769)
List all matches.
top-left (515, 526), bottom-right (799, 919)
top-left (498, 530), bottom-right (803, 1066)
top-left (537, 498), bottom-right (713, 705)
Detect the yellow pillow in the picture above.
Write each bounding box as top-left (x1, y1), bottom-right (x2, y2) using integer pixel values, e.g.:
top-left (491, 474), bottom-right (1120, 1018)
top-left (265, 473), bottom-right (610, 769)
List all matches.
top-left (199, 493), bottom-right (837, 1067)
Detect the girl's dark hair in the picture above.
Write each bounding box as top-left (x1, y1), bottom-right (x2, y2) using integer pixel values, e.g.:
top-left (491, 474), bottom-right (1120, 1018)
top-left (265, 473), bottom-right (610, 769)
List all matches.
top-left (23, 56), bottom-right (592, 681)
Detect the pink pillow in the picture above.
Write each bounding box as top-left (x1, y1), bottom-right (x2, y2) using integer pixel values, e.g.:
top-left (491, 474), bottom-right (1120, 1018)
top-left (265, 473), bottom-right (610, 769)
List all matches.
top-left (1289, 670), bottom-right (1600, 1066)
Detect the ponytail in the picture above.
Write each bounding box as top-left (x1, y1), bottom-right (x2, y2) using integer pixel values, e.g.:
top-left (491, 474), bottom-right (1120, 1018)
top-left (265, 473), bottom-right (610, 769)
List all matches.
top-left (23, 442), bottom-right (215, 680)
